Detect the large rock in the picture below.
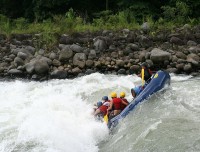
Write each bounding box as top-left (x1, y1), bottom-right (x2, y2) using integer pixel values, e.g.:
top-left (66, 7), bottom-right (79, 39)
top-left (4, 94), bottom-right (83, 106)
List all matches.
top-left (73, 53), bottom-right (86, 68)
top-left (34, 60), bottom-right (49, 74)
top-left (175, 51), bottom-right (187, 59)
top-left (138, 35), bottom-right (152, 48)
top-left (14, 57), bottom-right (24, 67)
top-left (94, 38), bottom-right (107, 52)
top-left (116, 60), bottom-right (125, 67)
top-left (17, 52), bottom-right (28, 60)
top-left (70, 44), bottom-right (83, 53)
top-left (170, 36), bottom-right (184, 45)
top-left (150, 48), bottom-right (171, 63)
top-left (59, 46), bottom-right (73, 61)
top-left (8, 69), bottom-right (23, 75)
top-left (25, 61), bottom-right (35, 74)
top-left (52, 59), bottom-right (61, 66)
top-left (50, 70), bottom-right (67, 79)
top-left (88, 49), bottom-right (96, 59)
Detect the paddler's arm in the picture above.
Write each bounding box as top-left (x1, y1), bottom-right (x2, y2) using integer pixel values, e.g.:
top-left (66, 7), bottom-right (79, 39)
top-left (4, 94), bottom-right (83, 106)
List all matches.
top-left (121, 99), bottom-right (128, 106)
top-left (107, 100), bottom-right (113, 111)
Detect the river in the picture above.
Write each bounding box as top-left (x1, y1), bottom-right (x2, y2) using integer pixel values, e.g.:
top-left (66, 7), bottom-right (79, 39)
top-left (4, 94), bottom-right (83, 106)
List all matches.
top-left (0, 73), bottom-right (199, 152)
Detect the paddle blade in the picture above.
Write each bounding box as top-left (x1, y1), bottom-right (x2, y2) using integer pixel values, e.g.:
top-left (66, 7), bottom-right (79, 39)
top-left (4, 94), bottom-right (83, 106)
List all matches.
top-left (142, 68), bottom-right (145, 86)
top-left (103, 114), bottom-right (108, 124)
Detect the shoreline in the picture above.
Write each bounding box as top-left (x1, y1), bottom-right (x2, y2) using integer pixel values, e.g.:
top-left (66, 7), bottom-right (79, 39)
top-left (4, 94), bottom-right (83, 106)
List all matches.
top-left (0, 24), bottom-right (199, 81)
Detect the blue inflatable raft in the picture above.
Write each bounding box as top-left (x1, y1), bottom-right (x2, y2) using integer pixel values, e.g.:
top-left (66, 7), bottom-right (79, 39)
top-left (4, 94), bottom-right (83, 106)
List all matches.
top-left (107, 70), bottom-right (171, 129)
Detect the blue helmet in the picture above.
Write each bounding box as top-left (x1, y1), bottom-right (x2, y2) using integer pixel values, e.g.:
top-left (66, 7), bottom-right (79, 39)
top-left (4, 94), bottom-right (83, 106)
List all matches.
top-left (102, 96), bottom-right (108, 101)
top-left (97, 101), bottom-right (103, 107)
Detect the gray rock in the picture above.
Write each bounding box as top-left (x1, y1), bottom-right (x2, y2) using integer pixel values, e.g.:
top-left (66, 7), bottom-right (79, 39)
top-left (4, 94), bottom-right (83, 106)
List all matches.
top-left (52, 59), bottom-right (61, 66)
top-left (150, 48), bottom-right (171, 63)
top-left (166, 68), bottom-right (178, 73)
top-left (188, 46), bottom-right (200, 54)
top-left (14, 57), bottom-right (24, 66)
top-left (73, 53), bottom-right (86, 68)
top-left (141, 22), bottom-right (150, 33)
top-left (170, 36), bottom-right (184, 45)
top-left (8, 69), bottom-right (23, 75)
top-left (34, 60), bottom-right (49, 74)
top-left (117, 69), bottom-right (126, 74)
top-left (72, 67), bottom-right (82, 74)
top-left (176, 63), bottom-right (184, 70)
top-left (88, 49), bottom-right (96, 59)
top-left (17, 52), bottom-right (27, 60)
top-left (9, 54), bottom-right (16, 60)
top-left (50, 70), bottom-right (67, 79)
top-left (94, 39), bottom-right (107, 52)
top-left (59, 46), bottom-right (73, 61)
top-left (70, 44), bottom-right (83, 53)
top-left (187, 53), bottom-right (200, 62)
top-left (187, 40), bottom-right (197, 46)
top-left (38, 49), bottom-right (45, 55)
top-left (184, 63), bottom-right (192, 72)
top-left (86, 60), bottom-right (94, 67)
top-left (176, 51), bottom-right (187, 59)
top-left (139, 35), bottom-right (152, 48)
top-left (85, 69), bottom-right (96, 75)
top-left (172, 55), bottom-right (178, 62)
top-left (129, 43), bottom-right (139, 51)
top-left (116, 60), bottom-right (125, 67)
top-left (25, 61), bottom-right (35, 74)
top-left (49, 52), bottom-right (57, 60)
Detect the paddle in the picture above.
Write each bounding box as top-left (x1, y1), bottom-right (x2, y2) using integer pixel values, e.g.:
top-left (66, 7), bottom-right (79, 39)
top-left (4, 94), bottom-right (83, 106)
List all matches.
top-left (103, 114), bottom-right (108, 124)
top-left (141, 68), bottom-right (145, 87)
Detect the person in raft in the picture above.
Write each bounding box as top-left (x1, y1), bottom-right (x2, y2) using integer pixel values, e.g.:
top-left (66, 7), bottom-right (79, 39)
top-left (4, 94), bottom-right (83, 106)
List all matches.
top-left (94, 96), bottom-right (110, 117)
top-left (138, 62), bottom-right (153, 83)
top-left (131, 86), bottom-right (144, 98)
top-left (107, 92), bottom-right (129, 118)
top-left (119, 92), bottom-right (129, 111)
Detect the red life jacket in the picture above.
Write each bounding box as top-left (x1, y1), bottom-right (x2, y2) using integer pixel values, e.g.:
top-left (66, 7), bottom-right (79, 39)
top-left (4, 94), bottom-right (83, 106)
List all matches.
top-left (121, 98), bottom-right (129, 110)
top-left (99, 105), bottom-right (108, 116)
top-left (112, 98), bottom-right (122, 110)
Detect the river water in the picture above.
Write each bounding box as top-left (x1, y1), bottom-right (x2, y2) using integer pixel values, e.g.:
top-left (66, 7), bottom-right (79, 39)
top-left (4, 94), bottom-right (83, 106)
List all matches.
top-left (0, 73), bottom-right (199, 152)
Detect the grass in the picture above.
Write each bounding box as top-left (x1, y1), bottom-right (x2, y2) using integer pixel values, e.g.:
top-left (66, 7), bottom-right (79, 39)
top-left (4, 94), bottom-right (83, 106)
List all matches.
top-left (0, 12), bottom-right (199, 49)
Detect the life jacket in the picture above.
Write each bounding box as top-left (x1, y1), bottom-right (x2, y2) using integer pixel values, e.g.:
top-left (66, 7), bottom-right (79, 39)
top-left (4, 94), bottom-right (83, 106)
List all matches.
top-left (120, 98), bottom-right (129, 111)
top-left (112, 98), bottom-right (122, 110)
top-left (99, 105), bottom-right (108, 116)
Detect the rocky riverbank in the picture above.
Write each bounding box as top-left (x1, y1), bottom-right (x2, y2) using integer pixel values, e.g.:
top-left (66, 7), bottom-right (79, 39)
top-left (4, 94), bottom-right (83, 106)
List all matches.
top-left (0, 24), bottom-right (200, 81)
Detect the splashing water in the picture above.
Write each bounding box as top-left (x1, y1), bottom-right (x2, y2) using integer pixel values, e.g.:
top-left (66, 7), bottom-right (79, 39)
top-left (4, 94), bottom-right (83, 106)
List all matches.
top-left (0, 73), bottom-right (199, 152)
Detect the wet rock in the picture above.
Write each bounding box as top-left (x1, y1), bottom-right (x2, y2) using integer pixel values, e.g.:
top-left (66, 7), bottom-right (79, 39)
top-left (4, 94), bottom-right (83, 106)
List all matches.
top-left (72, 67), bottom-right (82, 74)
top-left (86, 60), bottom-right (94, 67)
top-left (85, 69), bottom-right (96, 75)
top-left (50, 70), bottom-right (67, 79)
top-left (184, 63), bottom-right (192, 73)
top-left (117, 68), bottom-right (126, 74)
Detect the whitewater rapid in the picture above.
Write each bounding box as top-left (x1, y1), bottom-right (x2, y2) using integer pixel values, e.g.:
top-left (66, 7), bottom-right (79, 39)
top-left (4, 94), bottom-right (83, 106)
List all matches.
top-left (0, 73), bottom-right (199, 152)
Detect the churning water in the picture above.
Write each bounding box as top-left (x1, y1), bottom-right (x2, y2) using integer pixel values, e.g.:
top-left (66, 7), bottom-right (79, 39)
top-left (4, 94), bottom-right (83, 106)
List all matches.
top-left (0, 73), bottom-right (199, 152)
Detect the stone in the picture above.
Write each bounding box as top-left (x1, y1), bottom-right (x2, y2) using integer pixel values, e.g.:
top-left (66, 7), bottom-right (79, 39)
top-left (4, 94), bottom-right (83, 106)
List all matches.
top-left (73, 53), bottom-right (86, 68)
top-left (150, 48), bottom-right (171, 63)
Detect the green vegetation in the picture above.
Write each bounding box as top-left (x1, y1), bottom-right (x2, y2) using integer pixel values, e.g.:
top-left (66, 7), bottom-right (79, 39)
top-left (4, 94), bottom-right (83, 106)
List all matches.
top-left (0, 0), bottom-right (199, 48)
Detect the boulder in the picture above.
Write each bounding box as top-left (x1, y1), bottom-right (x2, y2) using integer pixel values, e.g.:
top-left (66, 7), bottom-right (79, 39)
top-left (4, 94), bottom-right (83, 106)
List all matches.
top-left (8, 69), bottom-right (23, 75)
top-left (88, 49), bottom-right (96, 59)
top-left (138, 35), bottom-right (152, 48)
top-left (25, 61), bottom-right (35, 74)
top-left (86, 60), bottom-right (94, 67)
top-left (14, 57), bottom-right (24, 67)
top-left (116, 60), bottom-right (125, 67)
top-left (170, 36), bottom-right (184, 45)
top-left (59, 46), bottom-right (73, 61)
top-left (34, 60), bottom-right (49, 74)
top-left (176, 51), bottom-right (187, 59)
top-left (50, 70), bottom-right (67, 79)
top-left (17, 52), bottom-right (28, 60)
top-left (150, 48), bottom-right (171, 63)
top-left (72, 67), bottom-right (82, 74)
top-left (73, 53), bottom-right (86, 68)
top-left (52, 59), bottom-right (61, 66)
top-left (70, 44), bottom-right (83, 53)
top-left (94, 39), bottom-right (107, 52)
top-left (184, 63), bottom-right (192, 73)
